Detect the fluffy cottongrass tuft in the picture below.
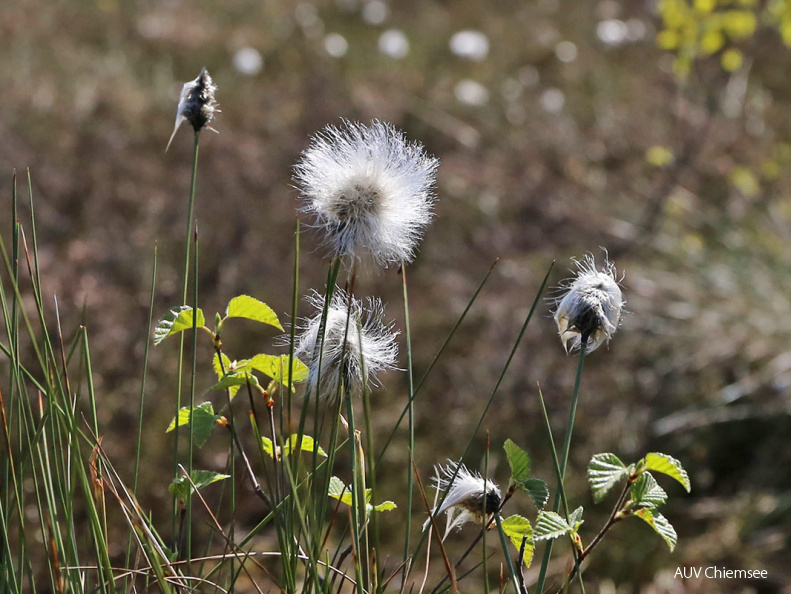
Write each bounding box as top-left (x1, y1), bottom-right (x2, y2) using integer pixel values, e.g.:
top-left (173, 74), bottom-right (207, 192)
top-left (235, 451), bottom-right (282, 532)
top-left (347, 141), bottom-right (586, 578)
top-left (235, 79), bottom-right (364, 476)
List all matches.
top-left (167, 68), bottom-right (220, 150)
top-left (553, 254), bottom-right (624, 354)
top-left (293, 288), bottom-right (399, 400)
top-left (423, 460), bottom-right (502, 539)
top-left (294, 120), bottom-right (439, 267)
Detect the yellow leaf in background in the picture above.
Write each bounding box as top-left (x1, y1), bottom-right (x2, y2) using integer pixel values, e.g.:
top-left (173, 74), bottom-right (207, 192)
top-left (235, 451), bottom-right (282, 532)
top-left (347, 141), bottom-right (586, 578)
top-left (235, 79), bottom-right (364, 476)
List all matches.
top-left (694, 0), bottom-right (716, 14)
top-left (657, 30), bottom-right (681, 50)
top-left (700, 30), bottom-right (725, 54)
top-left (721, 48), bottom-right (743, 71)
top-left (646, 146), bottom-right (675, 167)
top-left (722, 10), bottom-right (757, 40)
top-left (729, 166), bottom-right (760, 197)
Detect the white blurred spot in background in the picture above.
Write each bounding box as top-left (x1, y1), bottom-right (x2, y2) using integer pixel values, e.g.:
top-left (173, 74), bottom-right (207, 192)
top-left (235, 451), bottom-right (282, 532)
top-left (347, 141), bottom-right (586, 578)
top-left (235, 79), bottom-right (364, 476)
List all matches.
top-left (233, 47), bottom-right (263, 76)
top-left (324, 33), bottom-right (349, 57)
top-left (378, 29), bottom-right (409, 59)
top-left (455, 79), bottom-right (490, 106)
top-left (449, 30), bottom-right (489, 61)
top-left (362, 0), bottom-right (389, 25)
top-left (540, 88), bottom-right (565, 113)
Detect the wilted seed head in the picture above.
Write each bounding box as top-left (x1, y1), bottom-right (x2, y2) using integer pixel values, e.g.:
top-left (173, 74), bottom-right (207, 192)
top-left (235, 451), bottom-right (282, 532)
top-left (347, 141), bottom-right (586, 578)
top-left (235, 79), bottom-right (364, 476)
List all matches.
top-left (293, 289), bottom-right (399, 400)
top-left (294, 120), bottom-right (439, 267)
top-left (553, 254), bottom-right (624, 354)
top-left (423, 461), bottom-right (502, 540)
top-left (166, 68), bottom-right (219, 151)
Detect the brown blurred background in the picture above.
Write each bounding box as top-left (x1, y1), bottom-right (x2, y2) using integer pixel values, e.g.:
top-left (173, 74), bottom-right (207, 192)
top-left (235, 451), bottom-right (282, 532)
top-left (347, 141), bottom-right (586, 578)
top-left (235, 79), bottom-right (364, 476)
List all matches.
top-left (2, 0), bottom-right (791, 591)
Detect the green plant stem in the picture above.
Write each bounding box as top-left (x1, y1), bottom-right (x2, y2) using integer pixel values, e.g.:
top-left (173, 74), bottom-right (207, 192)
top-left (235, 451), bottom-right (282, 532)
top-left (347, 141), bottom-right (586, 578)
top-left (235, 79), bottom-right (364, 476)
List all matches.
top-left (172, 129), bottom-right (201, 547)
top-left (400, 261), bottom-right (416, 587)
top-left (535, 342), bottom-right (587, 593)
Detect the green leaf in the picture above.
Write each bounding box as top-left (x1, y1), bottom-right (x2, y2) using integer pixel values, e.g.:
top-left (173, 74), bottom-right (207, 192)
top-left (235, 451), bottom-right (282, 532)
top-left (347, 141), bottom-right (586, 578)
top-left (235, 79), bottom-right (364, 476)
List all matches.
top-left (154, 306), bottom-right (206, 345)
top-left (328, 476), bottom-right (353, 507)
top-left (225, 295), bottom-right (283, 331)
top-left (168, 470), bottom-right (230, 503)
top-left (635, 509), bottom-right (678, 552)
top-left (501, 514), bottom-right (535, 566)
top-left (283, 434), bottom-right (327, 457)
top-left (212, 353), bottom-right (241, 398)
top-left (261, 436), bottom-right (276, 458)
top-left (209, 370), bottom-right (261, 394)
top-left (248, 354), bottom-right (309, 388)
top-left (371, 501), bottom-right (397, 512)
top-left (644, 453), bottom-right (691, 493)
top-left (568, 506), bottom-right (584, 533)
top-left (630, 473), bottom-right (668, 509)
top-left (534, 511), bottom-right (571, 541)
top-left (165, 402), bottom-right (221, 448)
top-left (504, 439), bottom-right (531, 482)
top-left (588, 453), bottom-right (630, 503)
top-left (523, 478), bottom-right (549, 509)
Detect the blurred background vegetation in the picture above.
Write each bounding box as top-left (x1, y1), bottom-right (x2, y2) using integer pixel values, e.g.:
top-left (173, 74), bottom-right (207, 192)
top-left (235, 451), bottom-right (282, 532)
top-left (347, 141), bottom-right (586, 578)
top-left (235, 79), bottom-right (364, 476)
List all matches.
top-left (2, 0), bottom-right (791, 591)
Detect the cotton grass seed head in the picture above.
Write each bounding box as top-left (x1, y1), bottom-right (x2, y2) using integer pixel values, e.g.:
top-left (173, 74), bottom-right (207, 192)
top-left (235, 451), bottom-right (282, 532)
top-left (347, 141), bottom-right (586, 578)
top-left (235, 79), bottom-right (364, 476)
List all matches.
top-left (294, 120), bottom-right (439, 267)
top-left (166, 68), bottom-right (219, 151)
top-left (293, 289), bottom-right (399, 400)
top-left (553, 254), bottom-right (624, 354)
top-left (423, 460), bottom-right (502, 539)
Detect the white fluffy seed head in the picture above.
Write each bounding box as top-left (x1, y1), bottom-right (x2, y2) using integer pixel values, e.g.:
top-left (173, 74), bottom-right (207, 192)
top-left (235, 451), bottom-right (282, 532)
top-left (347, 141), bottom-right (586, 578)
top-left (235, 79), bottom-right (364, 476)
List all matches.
top-left (293, 289), bottom-right (399, 400)
top-left (294, 120), bottom-right (439, 267)
top-left (423, 460), bottom-right (502, 539)
top-left (553, 254), bottom-right (624, 354)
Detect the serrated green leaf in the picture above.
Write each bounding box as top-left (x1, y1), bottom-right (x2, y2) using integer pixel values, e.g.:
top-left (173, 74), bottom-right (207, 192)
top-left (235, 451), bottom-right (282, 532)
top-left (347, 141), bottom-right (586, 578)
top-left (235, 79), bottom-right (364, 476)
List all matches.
top-left (372, 501), bottom-right (397, 512)
top-left (635, 509), bottom-right (678, 552)
top-left (154, 306), bottom-right (206, 345)
top-left (501, 514), bottom-right (535, 566)
top-left (328, 476), bottom-right (353, 506)
top-left (209, 370), bottom-right (261, 395)
top-left (568, 506), bottom-right (585, 533)
top-left (168, 470), bottom-right (230, 503)
top-left (165, 402), bottom-right (220, 448)
top-left (212, 353), bottom-right (241, 398)
top-left (522, 478), bottom-right (549, 509)
top-left (630, 473), bottom-right (668, 509)
top-left (282, 435), bottom-right (327, 458)
top-left (644, 453), bottom-right (691, 493)
top-left (248, 354), bottom-right (308, 389)
top-left (588, 453), bottom-right (630, 503)
top-left (504, 439), bottom-right (531, 482)
top-left (225, 295), bottom-right (283, 331)
top-left (534, 511), bottom-right (571, 541)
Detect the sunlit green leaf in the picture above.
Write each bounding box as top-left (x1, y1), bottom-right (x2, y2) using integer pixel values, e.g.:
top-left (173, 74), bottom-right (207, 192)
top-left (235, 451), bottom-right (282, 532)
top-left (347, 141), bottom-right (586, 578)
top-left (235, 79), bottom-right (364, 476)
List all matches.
top-left (328, 476), bottom-right (353, 507)
top-left (630, 472), bottom-right (668, 509)
top-left (209, 370), bottom-right (261, 395)
top-left (248, 354), bottom-right (309, 389)
top-left (371, 501), bottom-right (397, 512)
top-left (646, 145), bottom-right (675, 168)
top-left (225, 295), bottom-right (283, 331)
top-left (165, 402), bottom-right (221, 448)
top-left (534, 511), bottom-right (571, 541)
top-left (261, 436), bottom-right (276, 458)
top-left (154, 306), bottom-right (206, 345)
top-left (523, 478), bottom-right (549, 509)
top-left (568, 506), bottom-right (584, 533)
top-left (212, 353), bottom-right (240, 398)
top-left (644, 452), bottom-right (691, 492)
top-left (169, 470), bottom-right (230, 503)
top-left (635, 509), bottom-right (678, 552)
top-left (501, 514), bottom-right (535, 567)
top-left (282, 435), bottom-right (327, 458)
top-left (588, 453), bottom-right (630, 503)
top-left (504, 439), bottom-right (531, 482)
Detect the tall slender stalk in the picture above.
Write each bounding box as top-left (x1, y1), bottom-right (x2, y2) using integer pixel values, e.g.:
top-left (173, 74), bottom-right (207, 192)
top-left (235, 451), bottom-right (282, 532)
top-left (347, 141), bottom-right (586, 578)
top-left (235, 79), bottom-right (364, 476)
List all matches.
top-left (171, 129), bottom-right (201, 548)
top-left (400, 262), bottom-right (416, 587)
top-left (535, 342), bottom-right (587, 593)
